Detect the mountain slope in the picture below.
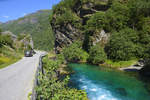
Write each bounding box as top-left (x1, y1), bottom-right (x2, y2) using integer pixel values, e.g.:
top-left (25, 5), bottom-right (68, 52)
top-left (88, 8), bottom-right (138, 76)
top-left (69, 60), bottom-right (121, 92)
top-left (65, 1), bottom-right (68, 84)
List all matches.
top-left (0, 10), bottom-right (54, 51)
top-left (51, 0), bottom-right (150, 62)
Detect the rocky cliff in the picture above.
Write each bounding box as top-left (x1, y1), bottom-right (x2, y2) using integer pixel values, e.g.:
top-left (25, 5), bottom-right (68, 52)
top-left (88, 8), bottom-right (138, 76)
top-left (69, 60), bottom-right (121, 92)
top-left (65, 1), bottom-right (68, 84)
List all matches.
top-left (51, 0), bottom-right (110, 53)
top-left (1, 31), bottom-right (17, 41)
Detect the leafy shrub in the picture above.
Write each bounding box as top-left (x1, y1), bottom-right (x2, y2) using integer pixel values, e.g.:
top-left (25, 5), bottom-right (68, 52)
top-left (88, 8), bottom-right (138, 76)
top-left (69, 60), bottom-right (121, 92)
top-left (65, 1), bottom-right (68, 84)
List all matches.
top-left (88, 44), bottom-right (107, 64)
top-left (105, 9), bottom-right (129, 32)
top-left (62, 41), bottom-right (89, 62)
top-left (81, 0), bottom-right (108, 5)
top-left (138, 17), bottom-right (150, 46)
top-left (55, 8), bottom-right (81, 28)
top-left (127, 0), bottom-right (150, 29)
top-left (143, 43), bottom-right (150, 59)
top-left (106, 40), bottom-right (136, 61)
top-left (42, 56), bottom-right (59, 70)
top-left (86, 11), bottom-right (108, 32)
top-left (56, 53), bottom-right (65, 64)
top-left (53, 0), bottom-right (79, 12)
top-left (105, 28), bottom-right (140, 61)
top-left (17, 34), bottom-right (26, 41)
top-left (104, 1), bottom-right (130, 31)
top-left (36, 56), bottom-right (88, 100)
top-left (0, 34), bottom-right (13, 48)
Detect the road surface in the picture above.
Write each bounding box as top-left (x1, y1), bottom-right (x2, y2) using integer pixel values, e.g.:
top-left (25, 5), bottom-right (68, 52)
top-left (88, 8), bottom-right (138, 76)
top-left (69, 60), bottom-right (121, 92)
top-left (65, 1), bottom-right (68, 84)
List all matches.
top-left (0, 51), bottom-right (45, 100)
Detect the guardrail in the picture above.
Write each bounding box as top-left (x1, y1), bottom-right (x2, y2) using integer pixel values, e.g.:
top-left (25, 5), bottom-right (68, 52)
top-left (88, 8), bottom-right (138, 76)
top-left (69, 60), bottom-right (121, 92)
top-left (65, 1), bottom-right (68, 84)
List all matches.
top-left (31, 54), bottom-right (46, 100)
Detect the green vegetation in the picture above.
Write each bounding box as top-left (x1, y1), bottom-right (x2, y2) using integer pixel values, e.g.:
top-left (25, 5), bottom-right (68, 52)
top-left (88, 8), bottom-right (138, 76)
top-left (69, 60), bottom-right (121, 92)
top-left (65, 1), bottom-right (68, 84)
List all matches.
top-left (62, 41), bottom-right (89, 62)
top-left (0, 28), bottom-right (33, 68)
top-left (17, 34), bottom-right (28, 41)
top-left (0, 28), bottom-right (2, 33)
top-left (88, 44), bottom-right (106, 65)
top-left (0, 55), bottom-right (20, 69)
top-left (35, 0), bottom-right (150, 99)
top-left (51, 0), bottom-right (150, 68)
top-left (0, 10), bottom-right (54, 51)
top-left (105, 59), bottom-right (138, 68)
top-left (59, 42), bottom-right (107, 65)
top-left (0, 31), bottom-right (23, 68)
top-left (52, 0), bottom-right (82, 29)
top-left (55, 8), bottom-right (81, 28)
top-left (105, 28), bottom-right (140, 61)
top-left (0, 34), bottom-right (13, 48)
top-left (36, 55), bottom-right (88, 100)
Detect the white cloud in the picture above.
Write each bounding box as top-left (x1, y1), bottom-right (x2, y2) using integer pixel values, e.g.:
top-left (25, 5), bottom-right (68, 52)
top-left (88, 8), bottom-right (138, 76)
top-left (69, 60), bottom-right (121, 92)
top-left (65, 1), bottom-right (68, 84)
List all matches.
top-left (2, 16), bottom-right (10, 18)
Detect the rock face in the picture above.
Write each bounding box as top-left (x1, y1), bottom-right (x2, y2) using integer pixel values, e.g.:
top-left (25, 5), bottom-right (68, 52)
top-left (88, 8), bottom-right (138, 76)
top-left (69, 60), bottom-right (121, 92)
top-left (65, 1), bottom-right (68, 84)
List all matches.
top-left (51, 23), bottom-right (83, 53)
top-left (1, 31), bottom-right (17, 41)
top-left (18, 17), bottom-right (38, 24)
top-left (92, 30), bottom-right (110, 46)
top-left (51, 0), bottom-right (110, 53)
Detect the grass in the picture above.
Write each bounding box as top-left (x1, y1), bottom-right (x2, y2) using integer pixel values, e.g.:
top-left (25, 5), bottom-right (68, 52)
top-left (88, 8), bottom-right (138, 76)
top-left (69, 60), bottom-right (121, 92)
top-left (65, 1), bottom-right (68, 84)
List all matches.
top-left (0, 56), bottom-right (21, 69)
top-left (104, 59), bottom-right (138, 68)
top-left (27, 92), bottom-right (32, 100)
top-left (0, 46), bottom-right (23, 69)
top-left (47, 51), bottom-right (56, 58)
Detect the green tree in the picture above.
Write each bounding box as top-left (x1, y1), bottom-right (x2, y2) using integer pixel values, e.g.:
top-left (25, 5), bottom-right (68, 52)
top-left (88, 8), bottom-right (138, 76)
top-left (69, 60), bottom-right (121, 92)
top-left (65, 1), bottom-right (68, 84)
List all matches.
top-left (88, 45), bottom-right (107, 64)
top-left (105, 28), bottom-right (140, 61)
top-left (86, 11), bottom-right (107, 32)
top-left (0, 34), bottom-right (13, 48)
top-left (63, 41), bottom-right (89, 62)
top-left (105, 1), bottom-right (130, 31)
top-left (127, 0), bottom-right (150, 28)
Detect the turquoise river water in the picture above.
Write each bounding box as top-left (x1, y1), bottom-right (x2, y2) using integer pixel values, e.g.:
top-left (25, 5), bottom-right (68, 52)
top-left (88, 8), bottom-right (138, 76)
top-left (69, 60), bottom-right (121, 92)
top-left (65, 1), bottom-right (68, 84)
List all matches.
top-left (68, 63), bottom-right (150, 100)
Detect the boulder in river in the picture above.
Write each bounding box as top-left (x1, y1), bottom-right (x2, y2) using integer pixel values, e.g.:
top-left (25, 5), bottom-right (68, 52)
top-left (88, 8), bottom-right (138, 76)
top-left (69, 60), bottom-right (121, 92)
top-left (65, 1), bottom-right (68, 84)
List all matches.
top-left (116, 88), bottom-right (128, 96)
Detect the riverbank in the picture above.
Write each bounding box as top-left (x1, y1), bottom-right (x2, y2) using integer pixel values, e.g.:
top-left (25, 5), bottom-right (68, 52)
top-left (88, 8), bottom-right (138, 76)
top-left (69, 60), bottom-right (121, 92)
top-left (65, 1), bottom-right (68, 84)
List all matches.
top-left (104, 59), bottom-right (138, 68)
top-left (69, 63), bottom-right (150, 100)
top-left (103, 59), bottom-right (144, 72)
top-left (119, 65), bottom-right (143, 72)
top-left (35, 52), bottom-right (88, 100)
top-left (69, 59), bottom-right (142, 72)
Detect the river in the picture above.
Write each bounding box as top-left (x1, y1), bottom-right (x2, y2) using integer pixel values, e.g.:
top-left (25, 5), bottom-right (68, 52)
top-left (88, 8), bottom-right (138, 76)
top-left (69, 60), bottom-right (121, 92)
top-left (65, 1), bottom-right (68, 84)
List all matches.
top-left (68, 63), bottom-right (150, 100)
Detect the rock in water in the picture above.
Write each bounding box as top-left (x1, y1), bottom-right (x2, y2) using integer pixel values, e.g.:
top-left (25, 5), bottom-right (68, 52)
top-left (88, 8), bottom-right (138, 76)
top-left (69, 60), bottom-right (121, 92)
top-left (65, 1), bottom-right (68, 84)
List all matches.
top-left (116, 88), bottom-right (128, 96)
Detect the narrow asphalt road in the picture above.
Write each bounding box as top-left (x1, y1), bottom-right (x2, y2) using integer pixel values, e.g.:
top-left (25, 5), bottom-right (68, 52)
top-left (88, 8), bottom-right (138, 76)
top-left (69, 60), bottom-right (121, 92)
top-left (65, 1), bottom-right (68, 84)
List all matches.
top-left (0, 51), bottom-right (45, 100)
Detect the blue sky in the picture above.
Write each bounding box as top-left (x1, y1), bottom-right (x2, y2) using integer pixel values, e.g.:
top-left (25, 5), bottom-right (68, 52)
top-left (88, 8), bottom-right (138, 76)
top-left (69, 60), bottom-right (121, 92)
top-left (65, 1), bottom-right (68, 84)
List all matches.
top-left (0, 0), bottom-right (61, 22)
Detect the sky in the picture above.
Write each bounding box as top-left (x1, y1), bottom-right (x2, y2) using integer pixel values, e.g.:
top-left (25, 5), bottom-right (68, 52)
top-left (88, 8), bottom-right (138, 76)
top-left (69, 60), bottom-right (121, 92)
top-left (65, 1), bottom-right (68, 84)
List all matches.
top-left (0, 0), bottom-right (61, 22)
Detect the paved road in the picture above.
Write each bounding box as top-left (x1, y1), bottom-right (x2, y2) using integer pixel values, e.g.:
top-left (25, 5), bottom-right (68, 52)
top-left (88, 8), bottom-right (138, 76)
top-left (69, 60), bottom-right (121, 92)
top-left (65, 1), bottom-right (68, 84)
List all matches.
top-left (0, 51), bottom-right (45, 100)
